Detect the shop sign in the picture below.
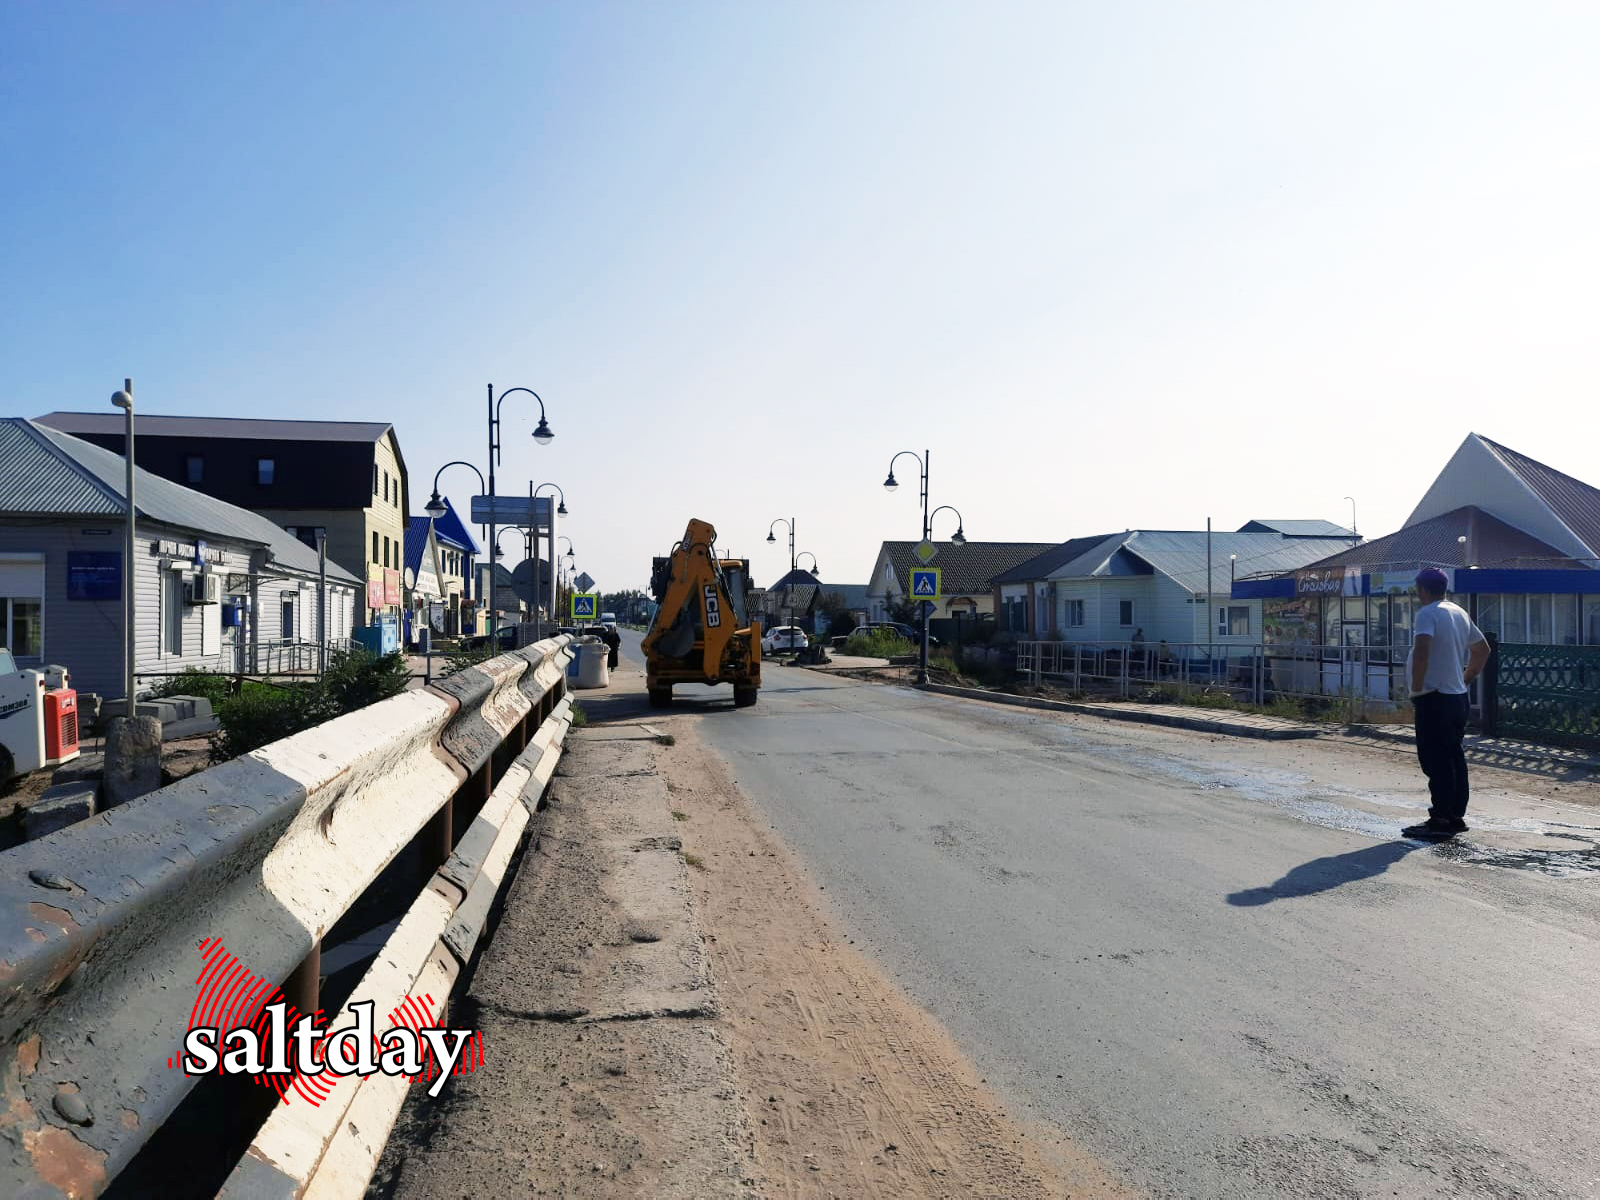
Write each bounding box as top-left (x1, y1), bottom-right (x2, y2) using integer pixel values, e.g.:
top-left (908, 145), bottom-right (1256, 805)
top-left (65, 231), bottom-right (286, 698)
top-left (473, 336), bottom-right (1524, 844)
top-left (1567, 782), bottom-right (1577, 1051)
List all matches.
top-left (366, 578), bottom-right (387, 608)
top-left (66, 551), bottom-right (121, 601)
top-left (151, 538), bottom-right (225, 564)
top-left (384, 568), bottom-right (402, 606)
top-left (1296, 566), bottom-right (1363, 597)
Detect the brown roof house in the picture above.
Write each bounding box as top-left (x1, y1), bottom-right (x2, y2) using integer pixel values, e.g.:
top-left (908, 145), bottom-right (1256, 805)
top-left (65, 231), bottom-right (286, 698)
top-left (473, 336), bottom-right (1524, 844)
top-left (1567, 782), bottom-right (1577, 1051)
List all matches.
top-left (865, 541), bottom-right (1057, 623)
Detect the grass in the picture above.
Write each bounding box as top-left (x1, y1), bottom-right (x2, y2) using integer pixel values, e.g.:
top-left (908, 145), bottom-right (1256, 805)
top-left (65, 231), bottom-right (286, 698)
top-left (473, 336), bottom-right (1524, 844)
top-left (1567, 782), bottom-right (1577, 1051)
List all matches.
top-left (569, 700), bottom-right (588, 728)
top-left (657, 732), bottom-right (676, 746)
top-left (843, 629), bottom-right (916, 658)
top-left (671, 810), bottom-right (689, 821)
top-left (681, 851), bottom-right (706, 870)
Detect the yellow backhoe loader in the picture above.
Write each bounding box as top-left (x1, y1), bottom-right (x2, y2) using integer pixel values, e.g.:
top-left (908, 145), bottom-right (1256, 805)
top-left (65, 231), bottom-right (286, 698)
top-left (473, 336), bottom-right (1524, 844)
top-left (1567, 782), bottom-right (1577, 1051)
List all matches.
top-left (642, 518), bottom-right (762, 708)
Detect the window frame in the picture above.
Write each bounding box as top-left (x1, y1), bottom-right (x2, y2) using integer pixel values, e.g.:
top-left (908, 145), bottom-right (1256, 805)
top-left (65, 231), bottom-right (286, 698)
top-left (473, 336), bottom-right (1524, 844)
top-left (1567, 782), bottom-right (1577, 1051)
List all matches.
top-left (1118, 599), bottom-right (1135, 628)
top-left (257, 458), bottom-right (275, 486)
top-left (1066, 598), bottom-right (1085, 628)
top-left (184, 454), bottom-right (204, 484)
top-left (1218, 604), bottom-right (1250, 637)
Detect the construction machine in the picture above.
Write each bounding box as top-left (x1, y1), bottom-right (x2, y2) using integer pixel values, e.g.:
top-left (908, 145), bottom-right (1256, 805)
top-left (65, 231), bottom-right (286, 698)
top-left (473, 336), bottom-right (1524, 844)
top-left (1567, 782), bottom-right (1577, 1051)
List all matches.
top-left (642, 519), bottom-right (762, 708)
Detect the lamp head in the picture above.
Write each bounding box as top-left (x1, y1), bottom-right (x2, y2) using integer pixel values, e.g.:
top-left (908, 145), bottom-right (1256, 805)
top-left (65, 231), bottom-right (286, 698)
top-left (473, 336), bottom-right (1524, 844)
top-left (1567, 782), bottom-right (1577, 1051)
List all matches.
top-left (557, 500), bottom-right (568, 515)
top-left (111, 391), bottom-right (132, 411)
top-left (424, 491), bottom-right (447, 518)
top-left (532, 419), bottom-right (554, 446)
top-left (951, 527), bottom-right (966, 545)
top-left (883, 473), bottom-right (898, 492)
top-left (767, 531), bottom-right (776, 543)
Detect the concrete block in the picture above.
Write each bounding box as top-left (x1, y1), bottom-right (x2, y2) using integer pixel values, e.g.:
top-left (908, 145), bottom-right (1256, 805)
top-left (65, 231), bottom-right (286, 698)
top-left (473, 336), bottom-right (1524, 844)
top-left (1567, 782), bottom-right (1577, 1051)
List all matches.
top-left (22, 780), bottom-right (98, 840)
top-left (103, 715), bottom-right (164, 807)
top-left (51, 752), bottom-right (105, 786)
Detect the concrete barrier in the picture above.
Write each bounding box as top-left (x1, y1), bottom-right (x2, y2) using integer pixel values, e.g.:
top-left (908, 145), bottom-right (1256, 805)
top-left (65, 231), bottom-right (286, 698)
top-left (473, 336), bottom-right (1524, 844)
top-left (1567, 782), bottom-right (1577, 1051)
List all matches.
top-left (0, 637), bottom-right (573, 1198)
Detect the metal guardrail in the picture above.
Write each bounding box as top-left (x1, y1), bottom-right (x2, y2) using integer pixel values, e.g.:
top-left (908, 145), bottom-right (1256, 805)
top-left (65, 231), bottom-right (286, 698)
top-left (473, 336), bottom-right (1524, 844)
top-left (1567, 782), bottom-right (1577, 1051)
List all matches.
top-left (0, 635), bottom-right (575, 1197)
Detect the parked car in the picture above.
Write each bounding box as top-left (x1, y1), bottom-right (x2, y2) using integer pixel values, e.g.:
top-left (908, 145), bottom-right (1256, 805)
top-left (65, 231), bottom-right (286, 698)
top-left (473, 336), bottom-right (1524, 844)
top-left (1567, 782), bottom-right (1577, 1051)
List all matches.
top-left (461, 625), bottom-right (520, 652)
top-left (762, 626), bottom-right (809, 654)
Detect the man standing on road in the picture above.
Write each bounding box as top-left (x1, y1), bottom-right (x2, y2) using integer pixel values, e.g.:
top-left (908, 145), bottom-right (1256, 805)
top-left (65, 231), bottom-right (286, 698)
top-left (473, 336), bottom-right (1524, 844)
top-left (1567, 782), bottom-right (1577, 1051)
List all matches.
top-left (1401, 567), bottom-right (1491, 841)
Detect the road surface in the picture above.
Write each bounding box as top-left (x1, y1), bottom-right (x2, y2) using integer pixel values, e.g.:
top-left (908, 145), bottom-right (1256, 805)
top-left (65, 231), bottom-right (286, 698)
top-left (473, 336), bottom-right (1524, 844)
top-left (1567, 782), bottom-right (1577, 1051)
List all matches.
top-left (616, 630), bottom-right (1600, 1198)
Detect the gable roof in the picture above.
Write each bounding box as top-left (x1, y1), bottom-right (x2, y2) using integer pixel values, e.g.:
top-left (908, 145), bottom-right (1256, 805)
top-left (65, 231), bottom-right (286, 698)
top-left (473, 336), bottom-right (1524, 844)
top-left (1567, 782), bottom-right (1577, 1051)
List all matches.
top-left (0, 419), bottom-right (359, 584)
top-left (1237, 518), bottom-right (1357, 538)
top-left (1046, 529), bottom-right (1354, 594)
top-left (1477, 436), bottom-right (1600, 558)
top-left (992, 534), bottom-right (1121, 584)
top-left (869, 541), bottom-right (1058, 598)
top-left (428, 496), bottom-right (481, 556)
top-left (1293, 506), bottom-right (1578, 572)
top-left (818, 582), bottom-right (870, 610)
top-left (37, 412), bottom-right (395, 444)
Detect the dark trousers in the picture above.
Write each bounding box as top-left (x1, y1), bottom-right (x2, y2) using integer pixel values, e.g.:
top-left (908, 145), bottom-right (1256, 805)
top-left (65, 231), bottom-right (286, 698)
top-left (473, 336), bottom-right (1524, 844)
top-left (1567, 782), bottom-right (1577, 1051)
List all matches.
top-left (1414, 691), bottom-right (1471, 822)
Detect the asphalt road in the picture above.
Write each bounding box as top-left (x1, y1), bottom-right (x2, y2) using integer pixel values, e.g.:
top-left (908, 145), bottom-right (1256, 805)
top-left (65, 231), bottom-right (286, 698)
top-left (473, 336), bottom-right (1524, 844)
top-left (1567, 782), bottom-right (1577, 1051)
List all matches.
top-left (615, 631), bottom-right (1600, 1198)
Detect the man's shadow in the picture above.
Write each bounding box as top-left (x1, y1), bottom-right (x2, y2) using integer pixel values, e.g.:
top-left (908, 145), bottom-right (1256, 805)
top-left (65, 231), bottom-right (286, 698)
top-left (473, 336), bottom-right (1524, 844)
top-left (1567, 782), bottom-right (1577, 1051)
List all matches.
top-left (1228, 841), bottom-right (1424, 906)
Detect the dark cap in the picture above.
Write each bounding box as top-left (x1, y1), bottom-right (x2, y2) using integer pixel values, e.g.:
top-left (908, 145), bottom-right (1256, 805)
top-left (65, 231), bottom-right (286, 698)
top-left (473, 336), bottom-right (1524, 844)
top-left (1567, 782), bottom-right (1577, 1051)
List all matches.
top-left (1415, 567), bottom-right (1449, 593)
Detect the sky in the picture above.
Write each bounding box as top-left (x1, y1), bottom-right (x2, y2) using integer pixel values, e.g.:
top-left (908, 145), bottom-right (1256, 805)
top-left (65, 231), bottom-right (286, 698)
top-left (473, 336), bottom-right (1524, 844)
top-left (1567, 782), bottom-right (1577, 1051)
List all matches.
top-left (5, 1), bottom-right (1599, 595)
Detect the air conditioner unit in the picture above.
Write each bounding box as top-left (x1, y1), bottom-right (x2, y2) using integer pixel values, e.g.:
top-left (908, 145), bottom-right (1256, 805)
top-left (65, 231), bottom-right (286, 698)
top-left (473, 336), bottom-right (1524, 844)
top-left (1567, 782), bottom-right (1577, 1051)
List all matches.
top-left (185, 574), bottom-right (222, 605)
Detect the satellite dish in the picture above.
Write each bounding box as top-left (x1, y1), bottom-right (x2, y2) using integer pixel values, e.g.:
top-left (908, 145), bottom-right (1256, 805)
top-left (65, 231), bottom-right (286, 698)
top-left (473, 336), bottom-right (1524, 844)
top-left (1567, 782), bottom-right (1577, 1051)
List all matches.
top-left (403, 567), bottom-right (417, 589)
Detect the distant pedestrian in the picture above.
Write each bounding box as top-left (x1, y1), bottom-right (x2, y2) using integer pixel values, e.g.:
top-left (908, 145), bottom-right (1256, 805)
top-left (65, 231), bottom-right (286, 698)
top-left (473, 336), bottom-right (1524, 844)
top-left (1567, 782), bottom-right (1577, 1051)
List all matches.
top-left (1131, 627), bottom-right (1146, 650)
top-left (1401, 567), bottom-right (1491, 841)
top-left (1158, 639), bottom-right (1173, 677)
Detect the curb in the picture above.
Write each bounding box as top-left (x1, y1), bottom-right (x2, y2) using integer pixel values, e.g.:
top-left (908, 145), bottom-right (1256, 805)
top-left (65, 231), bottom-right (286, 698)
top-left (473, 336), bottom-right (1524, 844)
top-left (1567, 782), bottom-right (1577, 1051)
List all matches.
top-left (914, 681), bottom-right (1324, 741)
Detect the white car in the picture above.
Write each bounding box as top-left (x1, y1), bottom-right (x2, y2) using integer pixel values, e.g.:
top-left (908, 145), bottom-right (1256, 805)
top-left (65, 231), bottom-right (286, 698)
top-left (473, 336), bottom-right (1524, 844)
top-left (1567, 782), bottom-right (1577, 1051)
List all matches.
top-left (762, 626), bottom-right (809, 654)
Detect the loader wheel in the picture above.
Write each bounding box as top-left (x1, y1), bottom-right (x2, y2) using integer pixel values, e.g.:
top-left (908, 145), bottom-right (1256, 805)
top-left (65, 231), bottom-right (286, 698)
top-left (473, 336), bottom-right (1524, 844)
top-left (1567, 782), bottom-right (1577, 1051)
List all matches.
top-left (648, 688), bottom-right (672, 709)
top-left (733, 686), bottom-right (758, 708)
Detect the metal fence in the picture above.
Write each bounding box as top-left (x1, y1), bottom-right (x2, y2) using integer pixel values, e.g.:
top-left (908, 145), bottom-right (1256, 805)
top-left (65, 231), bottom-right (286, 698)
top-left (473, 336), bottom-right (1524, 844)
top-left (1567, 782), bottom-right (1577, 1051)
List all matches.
top-left (241, 636), bottom-right (361, 675)
top-left (1015, 639), bottom-right (1421, 719)
top-left (1493, 642), bottom-right (1600, 749)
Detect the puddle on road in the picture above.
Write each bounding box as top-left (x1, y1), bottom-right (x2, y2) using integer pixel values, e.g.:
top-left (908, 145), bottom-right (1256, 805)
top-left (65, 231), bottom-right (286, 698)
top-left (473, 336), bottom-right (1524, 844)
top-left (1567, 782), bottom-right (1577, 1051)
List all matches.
top-left (1026, 722), bottom-right (1600, 881)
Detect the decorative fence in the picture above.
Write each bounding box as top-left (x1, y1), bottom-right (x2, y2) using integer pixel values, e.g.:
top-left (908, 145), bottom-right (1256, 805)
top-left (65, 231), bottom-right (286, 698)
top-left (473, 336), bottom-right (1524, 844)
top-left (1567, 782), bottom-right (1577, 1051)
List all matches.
top-left (1491, 642), bottom-right (1600, 749)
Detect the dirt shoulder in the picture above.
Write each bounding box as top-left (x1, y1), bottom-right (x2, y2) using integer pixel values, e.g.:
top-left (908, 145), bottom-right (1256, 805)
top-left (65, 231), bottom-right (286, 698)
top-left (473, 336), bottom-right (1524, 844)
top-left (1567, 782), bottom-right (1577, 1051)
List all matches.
top-left (648, 711), bottom-right (1134, 1199)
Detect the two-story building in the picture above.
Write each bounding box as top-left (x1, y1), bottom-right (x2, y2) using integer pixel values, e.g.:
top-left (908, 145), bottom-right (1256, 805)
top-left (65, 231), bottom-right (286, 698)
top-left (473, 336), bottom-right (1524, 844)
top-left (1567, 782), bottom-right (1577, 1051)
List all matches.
top-left (36, 413), bottom-right (409, 628)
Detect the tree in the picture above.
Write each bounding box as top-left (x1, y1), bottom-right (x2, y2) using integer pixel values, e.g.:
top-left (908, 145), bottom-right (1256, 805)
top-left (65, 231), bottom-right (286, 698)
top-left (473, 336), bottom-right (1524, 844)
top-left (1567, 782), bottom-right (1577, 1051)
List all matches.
top-left (887, 595), bottom-right (924, 626)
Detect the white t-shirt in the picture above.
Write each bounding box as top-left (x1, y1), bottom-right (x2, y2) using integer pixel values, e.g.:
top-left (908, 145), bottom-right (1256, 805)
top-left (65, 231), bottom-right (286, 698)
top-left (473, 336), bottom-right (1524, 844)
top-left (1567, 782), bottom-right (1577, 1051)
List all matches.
top-left (1407, 599), bottom-right (1486, 696)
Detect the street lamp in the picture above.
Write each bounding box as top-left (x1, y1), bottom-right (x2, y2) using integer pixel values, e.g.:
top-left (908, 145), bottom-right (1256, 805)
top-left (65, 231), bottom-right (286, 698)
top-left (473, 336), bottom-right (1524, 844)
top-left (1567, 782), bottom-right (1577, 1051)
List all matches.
top-left (110, 380), bottom-right (135, 710)
top-left (535, 483), bottom-right (568, 630)
top-left (768, 518), bottom-right (798, 636)
top-left (1344, 496), bottom-right (1358, 548)
top-left (796, 551), bottom-right (819, 574)
top-left (1230, 553), bottom-right (1237, 587)
top-left (486, 384), bottom-right (554, 643)
top-left (425, 461), bottom-right (487, 639)
top-left (883, 449), bottom-right (966, 683)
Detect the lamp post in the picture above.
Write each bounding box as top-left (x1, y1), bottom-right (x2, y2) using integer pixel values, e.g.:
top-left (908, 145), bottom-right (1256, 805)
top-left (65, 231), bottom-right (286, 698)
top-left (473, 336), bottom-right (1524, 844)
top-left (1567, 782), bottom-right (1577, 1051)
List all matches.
top-left (110, 380), bottom-right (135, 708)
top-left (558, 537), bottom-right (575, 622)
top-left (883, 451), bottom-right (966, 684)
top-left (485, 384), bottom-right (554, 645)
top-left (424, 461), bottom-right (486, 639)
top-left (535, 483), bottom-right (568, 636)
top-left (1344, 496), bottom-right (1358, 549)
top-left (768, 518), bottom-right (796, 639)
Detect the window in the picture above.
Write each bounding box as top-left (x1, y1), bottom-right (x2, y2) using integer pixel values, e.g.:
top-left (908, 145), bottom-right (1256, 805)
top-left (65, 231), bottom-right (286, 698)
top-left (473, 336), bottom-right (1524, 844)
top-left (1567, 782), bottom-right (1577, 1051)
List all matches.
top-left (372, 532), bottom-right (380, 564)
top-left (1528, 594), bottom-right (1552, 644)
top-left (185, 454), bottom-right (204, 484)
top-left (1118, 599), bottom-right (1135, 627)
top-left (383, 536), bottom-right (391, 569)
top-left (383, 470), bottom-right (390, 504)
top-left (288, 526), bottom-right (324, 551)
top-left (373, 463), bottom-right (380, 495)
top-left (1066, 598), bottom-right (1085, 627)
top-left (282, 597), bottom-right (295, 640)
top-left (1554, 595), bottom-right (1578, 645)
top-left (1475, 594), bottom-right (1501, 639)
top-left (257, 458), bottom-right (275, 486)
top-left (0, 556), bottom-right (44, 660)
top-left (1218, 605), bottom-right (1250, 636)
top-left (1585, 596), bottom-right (1600, 645)
top-left (1502, 595), bottom-right (1526, 642)
top-left (163, 570), bottom-right (184, 657)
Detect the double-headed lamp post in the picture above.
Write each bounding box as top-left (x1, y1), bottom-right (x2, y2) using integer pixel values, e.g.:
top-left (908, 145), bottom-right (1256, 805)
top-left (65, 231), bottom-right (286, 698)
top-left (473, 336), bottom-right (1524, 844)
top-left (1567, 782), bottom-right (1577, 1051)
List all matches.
top-left (557, 537), bottom-right (575, 616)
top-left (883, 450), bottom-right (966, 683)
top-left (535, 483), bottom-right (568, 631)
top-left (485, 384), bottom-right (554, 642)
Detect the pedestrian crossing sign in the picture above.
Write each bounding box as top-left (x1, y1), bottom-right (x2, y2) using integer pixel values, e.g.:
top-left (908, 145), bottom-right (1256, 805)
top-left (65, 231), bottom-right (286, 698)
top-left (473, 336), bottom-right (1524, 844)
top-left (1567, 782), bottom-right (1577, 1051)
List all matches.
top-left (571, 593), bottom-right (599, 620)
top-left (909, 568), bottom-right (941, 600)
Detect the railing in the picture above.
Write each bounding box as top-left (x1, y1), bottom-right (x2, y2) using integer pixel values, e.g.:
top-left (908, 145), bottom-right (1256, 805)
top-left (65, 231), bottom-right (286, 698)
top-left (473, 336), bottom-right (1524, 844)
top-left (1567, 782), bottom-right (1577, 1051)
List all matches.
top-left (1493, 642), bottom-right (1600, 749)
top-left (0, 635), bottom-right (576, 1197)
top-left (1015, 639), bottom-right (1421, 720)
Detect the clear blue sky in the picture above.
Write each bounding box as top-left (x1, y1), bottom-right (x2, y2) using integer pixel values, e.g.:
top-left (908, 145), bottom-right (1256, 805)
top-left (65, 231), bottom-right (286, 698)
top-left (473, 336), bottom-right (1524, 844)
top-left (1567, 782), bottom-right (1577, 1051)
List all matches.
top-left (5, 2), bottom-right (1597, 592)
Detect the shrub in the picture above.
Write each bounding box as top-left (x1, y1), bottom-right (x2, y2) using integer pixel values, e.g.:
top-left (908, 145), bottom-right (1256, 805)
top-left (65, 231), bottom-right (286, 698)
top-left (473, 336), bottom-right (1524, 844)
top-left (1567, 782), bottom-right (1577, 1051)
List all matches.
top-left (843, 629), bottom-right (915, 658)
top-left (211, 684), bottom-right (329, 763)
top-left (319, 648), bottom-right (409, 712)
top-left (148, 668), bottom-right (234, 708)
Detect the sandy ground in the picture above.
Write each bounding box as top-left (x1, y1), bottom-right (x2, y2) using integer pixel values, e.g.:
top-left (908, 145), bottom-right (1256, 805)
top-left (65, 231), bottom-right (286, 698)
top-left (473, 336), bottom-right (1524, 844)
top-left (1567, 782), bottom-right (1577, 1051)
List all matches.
top-left (647, 712), bottom-right (1136, 1199)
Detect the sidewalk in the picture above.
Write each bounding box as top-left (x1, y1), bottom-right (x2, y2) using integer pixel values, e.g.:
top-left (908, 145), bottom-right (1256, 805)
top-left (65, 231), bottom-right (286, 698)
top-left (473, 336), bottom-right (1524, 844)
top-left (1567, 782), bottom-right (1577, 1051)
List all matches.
top-left (371, 718), bottom-right (759, 1198)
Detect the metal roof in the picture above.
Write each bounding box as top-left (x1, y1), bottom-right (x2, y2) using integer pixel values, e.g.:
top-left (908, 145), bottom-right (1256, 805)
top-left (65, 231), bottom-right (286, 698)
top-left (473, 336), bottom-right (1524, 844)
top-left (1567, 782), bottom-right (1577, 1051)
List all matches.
top-left (1294, 506), bottom-right (1582, 572)
top-left (1237, 518), bottom-right (1356, 538)
top-left (992, 534), bottom-right (1121, 584)
top-left (0, 419), bottom-right (358, 584)
top-left (36, 411), bottom-right (395, 444)
top-left (1479, 436), bottom-right (1600, 558)
top-left (1048, 529), bottom-right (1356, 594)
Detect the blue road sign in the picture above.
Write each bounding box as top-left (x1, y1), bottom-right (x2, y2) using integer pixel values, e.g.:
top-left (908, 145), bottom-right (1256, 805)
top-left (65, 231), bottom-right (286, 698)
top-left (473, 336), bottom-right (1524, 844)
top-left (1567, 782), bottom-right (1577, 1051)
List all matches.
top-left (909, 567), bottom-right (941, 600)
top-left (571, 593), bottom-right (599, 620)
